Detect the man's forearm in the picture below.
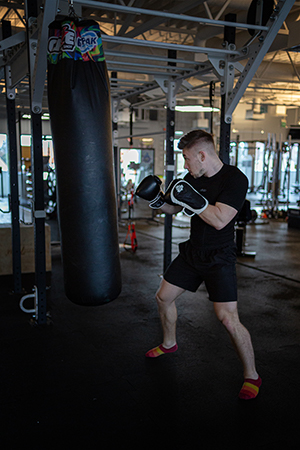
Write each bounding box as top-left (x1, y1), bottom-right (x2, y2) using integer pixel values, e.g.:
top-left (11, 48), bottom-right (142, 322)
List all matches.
top-left (198, 203), bottom-right (237, 230)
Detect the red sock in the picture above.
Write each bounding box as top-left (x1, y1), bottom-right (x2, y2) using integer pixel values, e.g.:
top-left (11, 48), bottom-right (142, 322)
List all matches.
top-left (145, 344), bottom-right (178, 358)
top-left (239, 376), bottom-right (262, 400)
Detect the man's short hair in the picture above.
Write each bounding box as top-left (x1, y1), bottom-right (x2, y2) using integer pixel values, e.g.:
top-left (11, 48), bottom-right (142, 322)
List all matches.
top-left (178, 129), bottom-right (215, 150)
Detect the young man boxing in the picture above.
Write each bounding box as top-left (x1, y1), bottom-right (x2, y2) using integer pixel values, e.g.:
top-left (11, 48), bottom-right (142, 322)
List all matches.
top-left (136, 129), bottom-right (261, 400)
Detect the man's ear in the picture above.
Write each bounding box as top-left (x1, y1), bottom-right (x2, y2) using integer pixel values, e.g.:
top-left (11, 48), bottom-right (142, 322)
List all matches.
top-left (198, 150), bottom-right (205, 162)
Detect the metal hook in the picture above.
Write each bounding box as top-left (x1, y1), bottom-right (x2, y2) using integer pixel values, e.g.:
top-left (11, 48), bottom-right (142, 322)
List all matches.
top-left (68, 0), bottom-right (76, 18)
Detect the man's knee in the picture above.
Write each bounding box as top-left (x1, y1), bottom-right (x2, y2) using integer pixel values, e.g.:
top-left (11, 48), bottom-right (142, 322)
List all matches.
top-left (214, 302), bottom-right (240, 333)
top-left (155, 290), bottom-right (163, 304)
top-left (155, 279), bottom-right (184, 306)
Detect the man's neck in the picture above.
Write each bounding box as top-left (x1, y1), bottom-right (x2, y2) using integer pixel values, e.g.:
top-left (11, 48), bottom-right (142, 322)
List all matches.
top-left (205, 157), bottom-right (224, 177)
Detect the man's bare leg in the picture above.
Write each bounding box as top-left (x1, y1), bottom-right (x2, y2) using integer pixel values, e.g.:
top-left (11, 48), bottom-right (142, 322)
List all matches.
top-left (213, 301), bottom-right (262, 399)
top-left (145, 279), bottom-right (185, 357)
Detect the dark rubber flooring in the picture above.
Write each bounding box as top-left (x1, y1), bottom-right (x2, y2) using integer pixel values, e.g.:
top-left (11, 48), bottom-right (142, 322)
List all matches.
top-left (1, 206), bottom-right (300, 449)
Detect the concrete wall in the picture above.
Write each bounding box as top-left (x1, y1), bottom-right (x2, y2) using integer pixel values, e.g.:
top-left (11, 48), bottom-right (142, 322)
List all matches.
top-left (0, 117), bottom-right (52, 135)
top-left (231, 103), bottom-right (300, 143)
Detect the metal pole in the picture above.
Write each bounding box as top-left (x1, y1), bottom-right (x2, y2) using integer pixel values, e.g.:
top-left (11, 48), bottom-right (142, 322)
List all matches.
top-left (0, 167), bottom-right (3, 198)
top-left (3, 18), bottom-right (22, 294)
top-left (101, 34), bottom-right (239, 56)
top-left (26, 0), bottom-right (47, 325)
top-left (129, 107), bottom-right (133, 146)
top-left (164, 50), bottom-right (176, 272)
top-left (219, 13), bottom-right (236, 164)
top-left (31, 112), bottom-right (47, 325)
top-left (111, 72), bottom-right (120, 218)
top-left (111, 72), bottom-right (118, 187)
top-left (296, 143), bottom-right (300, 185)
top-left (209, 81), bottom-right (215, 134)
top-left (235, 134), bottom-right (240, 167)
top-left (287, 135), bottom-right (291, 207)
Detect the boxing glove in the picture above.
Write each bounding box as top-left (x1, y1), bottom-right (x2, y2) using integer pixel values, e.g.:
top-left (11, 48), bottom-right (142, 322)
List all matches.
top-left (135, 175), bottom-right (165, 209)
top-left (170, 179), bottom-right (208, 215)
top-left (164, 179), bottom-right (180, 205)
top-left (164, 179), bottom-right (194, 215)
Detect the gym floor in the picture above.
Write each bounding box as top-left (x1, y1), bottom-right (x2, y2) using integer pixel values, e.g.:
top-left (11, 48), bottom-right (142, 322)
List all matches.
top-left (1, 197), bottom-right (300, 449)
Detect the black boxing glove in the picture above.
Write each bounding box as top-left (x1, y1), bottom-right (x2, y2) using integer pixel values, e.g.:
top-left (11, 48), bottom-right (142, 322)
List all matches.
top-left (163, 179), bottom-right (180, 205)
top-left (164, 179), bottom-right (194, 216)
top-left (170, 179), bottom-right (208, 215)
top-left (135, 175), bottom-right (165, 209)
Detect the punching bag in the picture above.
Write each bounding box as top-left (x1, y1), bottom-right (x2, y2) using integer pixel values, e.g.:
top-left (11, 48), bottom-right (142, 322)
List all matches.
top-left (47, 17), bottom-right (121, 306)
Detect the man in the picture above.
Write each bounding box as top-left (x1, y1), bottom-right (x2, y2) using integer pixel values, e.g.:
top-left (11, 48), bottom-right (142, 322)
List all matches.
top-left (136, 129), bottom-right (261, 400)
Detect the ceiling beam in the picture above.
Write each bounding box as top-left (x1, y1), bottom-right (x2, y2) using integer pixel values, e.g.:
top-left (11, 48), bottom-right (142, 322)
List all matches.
top-left (116, 0), bottom-right (146, 36)
top-left (101, 34), bottom-right (239, 56)
top-left (224, 0), bottom-right (296, 122)
top-left (74, 0), bottom-right (269, 32)
top-left (121, 0), bottom-right (204, 39)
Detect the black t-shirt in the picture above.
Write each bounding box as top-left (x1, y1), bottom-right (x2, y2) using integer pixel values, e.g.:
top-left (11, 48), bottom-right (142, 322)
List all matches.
top-left (184, 164), bottom-right (248, 250)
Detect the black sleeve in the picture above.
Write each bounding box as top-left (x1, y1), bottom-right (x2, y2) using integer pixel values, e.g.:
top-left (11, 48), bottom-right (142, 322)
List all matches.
top-left (217, 168), bottom-right (248, 212)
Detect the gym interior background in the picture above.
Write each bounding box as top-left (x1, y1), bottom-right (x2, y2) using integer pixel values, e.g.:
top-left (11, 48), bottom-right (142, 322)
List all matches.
top-left (1, 1), bottom-right (300, 448)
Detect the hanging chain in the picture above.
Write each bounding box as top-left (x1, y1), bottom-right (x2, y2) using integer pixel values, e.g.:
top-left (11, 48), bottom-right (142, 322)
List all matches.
top-left (68, 0), bottom-right (77, 18)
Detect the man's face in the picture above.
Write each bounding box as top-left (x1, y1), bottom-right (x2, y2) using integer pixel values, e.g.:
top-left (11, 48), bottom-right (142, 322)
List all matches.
top-left (182, 146), bottom-right (205, 179)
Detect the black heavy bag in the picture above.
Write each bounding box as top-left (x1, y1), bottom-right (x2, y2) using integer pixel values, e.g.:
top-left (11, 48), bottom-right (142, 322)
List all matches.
top-left (47, 18), bottom-right (121, 305)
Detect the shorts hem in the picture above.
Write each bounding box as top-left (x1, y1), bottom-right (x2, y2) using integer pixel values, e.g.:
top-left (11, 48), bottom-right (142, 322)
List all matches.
top-left (163, 275), bottom-right (198, 293)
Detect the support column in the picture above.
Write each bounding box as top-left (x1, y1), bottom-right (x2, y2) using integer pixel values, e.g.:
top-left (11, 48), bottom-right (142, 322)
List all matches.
top-left (31, 112), bottom-right (47, 324)
top-left (3, 19), bottom-right (22, 294)
top-left (26, 0), bottom-right (47, 324)
top-left (209, 81), bottom-right (215, 134)
top-left (129, 106), bottom-right (134, 147)
top-left (164, 49), bottom-right (176, 272)
top-left (112, 94), bottom-right (120, 217)
top-left (111, 72), bottom-right (119, 199)
top-left (219, 13), bottom-right (236, 164)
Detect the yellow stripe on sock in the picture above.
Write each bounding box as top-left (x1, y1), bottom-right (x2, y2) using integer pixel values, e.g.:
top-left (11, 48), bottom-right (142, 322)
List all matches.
top-left (156, 347), bottom-right (164, 355)
top-left (243, 382), bottom-right (259, 394)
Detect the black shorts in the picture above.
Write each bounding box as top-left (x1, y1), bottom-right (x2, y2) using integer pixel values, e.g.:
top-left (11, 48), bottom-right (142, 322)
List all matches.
top-left (164, 240), bottom-right (237, 303)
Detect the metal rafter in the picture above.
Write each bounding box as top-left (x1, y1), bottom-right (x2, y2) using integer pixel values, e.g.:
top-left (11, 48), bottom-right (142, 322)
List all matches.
top-left (0, 0), bottom-right (298, 119)
top-left (75, 0), bottom-right (269, 32)
top-left (116, 0), bottom-right (146, 36)
top-left (224, 0), bottom-right (296, 123)
top-left (119, 0), bottom-right (205, 39)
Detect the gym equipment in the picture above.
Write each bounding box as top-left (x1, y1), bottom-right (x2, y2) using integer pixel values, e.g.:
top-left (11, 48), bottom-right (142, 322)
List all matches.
top-left (123, 222), bottom-right (138, 253)
top-left (123, 188), bottom-right (138, 253)
top-left (43, 165), bottom-right (56, 217)
top-left (256, 133), bottom-right (295, 218)
top-left (235, 200), bottom-right (256, 257)
top-left (47, 17), bottom-right (121, 306)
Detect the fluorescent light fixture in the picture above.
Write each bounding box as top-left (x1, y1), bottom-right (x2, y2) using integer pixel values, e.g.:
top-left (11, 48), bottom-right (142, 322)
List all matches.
top-left (175, 105), bottom-right (220, 112)
top-left (175, 131), bottom-right (184, 136)
top-left (275, 105), bottom-right (286, 116)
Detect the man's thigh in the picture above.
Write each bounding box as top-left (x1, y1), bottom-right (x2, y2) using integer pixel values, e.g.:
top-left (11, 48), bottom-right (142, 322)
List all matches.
top-left (204, 263), bottom-right (237, 302)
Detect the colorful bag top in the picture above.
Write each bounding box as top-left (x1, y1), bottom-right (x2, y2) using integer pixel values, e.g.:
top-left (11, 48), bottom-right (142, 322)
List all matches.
top-left (48, 18), bottom-right (105, 64)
